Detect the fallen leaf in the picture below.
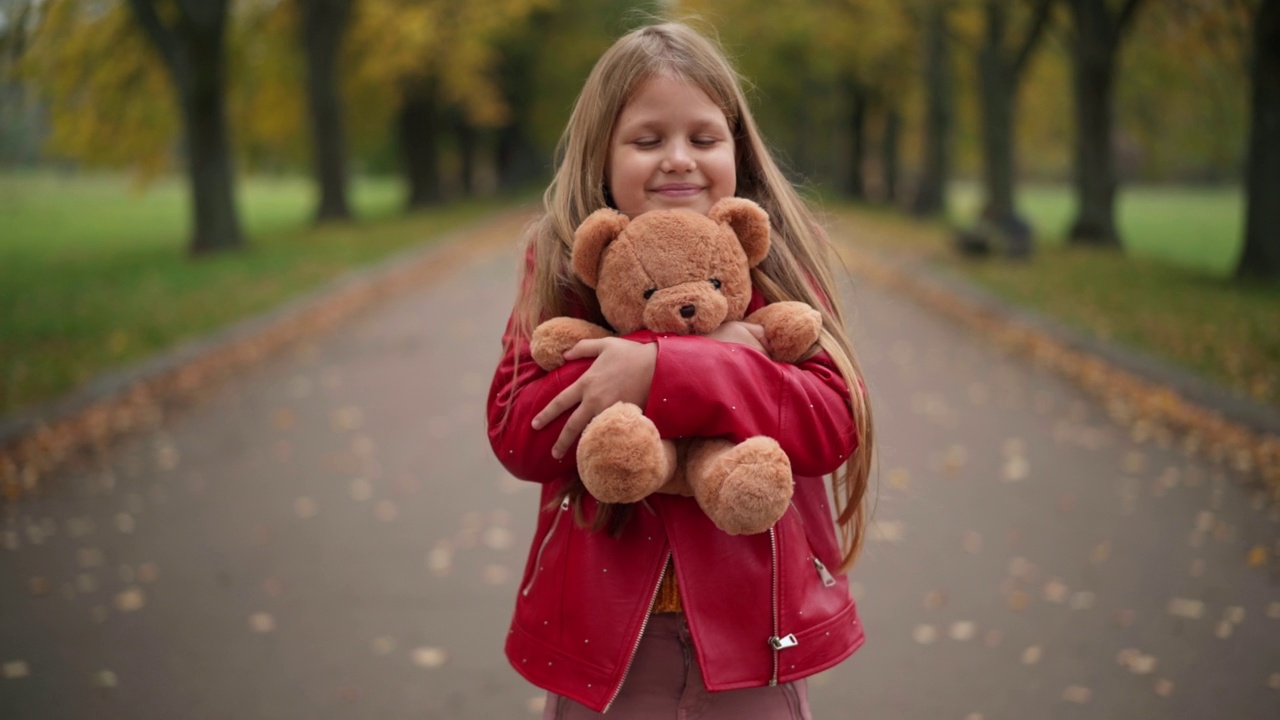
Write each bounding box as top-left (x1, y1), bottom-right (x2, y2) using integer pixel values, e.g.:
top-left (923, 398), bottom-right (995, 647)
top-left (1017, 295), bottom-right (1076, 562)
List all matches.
top-left (483, 564), bottom-right (509, 585)
top-left (483, 527), bottom-right (513, 551)
top-left (249, 613), bottom-right (276, 633)
top-left (1167, 597), bottom-right (1205, 619)
top-left (294, 497), bottom-right (319, 519)
top-left (1021, 645), bottom-right (1042, 665)
top-left (1247, 545), bottom-right (1269, 567)
top-left (1062, 686), bottom-right (1092, 704)
top-left (115, 587), bottom-right (145, 612)
top-left (949, 621), bottom-right (976, 641)
top-left (349, 478), bottom-right (373, 502)
top-left (912, 625), bottom-right (937, 644)
top-left (28, 577), bottom-right (49, 597)
top-left (374, 500), bottom-right (399, 523)
top-left (411, 647), bottom-right (448, 668)
top-left (91, 670), bottom-right (117, 689)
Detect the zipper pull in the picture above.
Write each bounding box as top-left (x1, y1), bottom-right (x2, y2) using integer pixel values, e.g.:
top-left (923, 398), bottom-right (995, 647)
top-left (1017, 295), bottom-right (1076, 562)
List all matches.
top-left (768, 634), bottom-right (798, 650)
top-left (813, 558), bottom-right (837, 587)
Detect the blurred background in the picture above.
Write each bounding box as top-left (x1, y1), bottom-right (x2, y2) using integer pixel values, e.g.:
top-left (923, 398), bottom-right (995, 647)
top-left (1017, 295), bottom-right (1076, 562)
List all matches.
top-left (1, 0), bottom-right (1277, 426)
top-left (2, 2), bottom-right (1279, 718)
top-left (0, 0), bottom-right (1276, 428)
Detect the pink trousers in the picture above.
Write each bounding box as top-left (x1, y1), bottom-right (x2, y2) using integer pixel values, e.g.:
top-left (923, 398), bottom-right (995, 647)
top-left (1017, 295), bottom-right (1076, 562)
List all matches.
top-left (542, 613), bottom-right (813, 719)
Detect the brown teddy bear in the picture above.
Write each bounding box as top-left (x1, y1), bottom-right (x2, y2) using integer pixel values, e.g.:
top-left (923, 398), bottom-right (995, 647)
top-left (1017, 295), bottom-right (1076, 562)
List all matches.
top-left (530, 197), bottom-right (823, 536)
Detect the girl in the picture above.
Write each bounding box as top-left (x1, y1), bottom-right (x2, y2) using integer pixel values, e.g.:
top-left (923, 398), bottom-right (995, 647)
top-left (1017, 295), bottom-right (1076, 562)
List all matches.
top-left (487, 20), bottom-right (874, 719)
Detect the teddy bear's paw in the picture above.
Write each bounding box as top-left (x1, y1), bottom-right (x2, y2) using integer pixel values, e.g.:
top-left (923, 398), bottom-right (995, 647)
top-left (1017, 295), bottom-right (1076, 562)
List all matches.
top-left (577, 403), bottom-right (674, 504)
top-left (747, 302), bottom-right (823, 364)
top-left (701, 437), bottom-right (794, 535)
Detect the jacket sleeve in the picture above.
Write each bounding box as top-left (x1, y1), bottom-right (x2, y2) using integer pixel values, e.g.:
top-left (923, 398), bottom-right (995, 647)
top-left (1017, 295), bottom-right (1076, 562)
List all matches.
top-left (487, 310), bottom-right (592, 484)
top-left (643, 335), bottom-right (858, 478)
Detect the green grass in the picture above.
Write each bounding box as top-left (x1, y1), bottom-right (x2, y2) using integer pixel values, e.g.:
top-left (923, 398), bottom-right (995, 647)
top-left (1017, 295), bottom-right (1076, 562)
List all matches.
top-left (832, 184), bottom-right (1280, 407)
top-left (950, 182), bottom-right (1246, 277)
top-left (0, 171), bottom-right (503, 415)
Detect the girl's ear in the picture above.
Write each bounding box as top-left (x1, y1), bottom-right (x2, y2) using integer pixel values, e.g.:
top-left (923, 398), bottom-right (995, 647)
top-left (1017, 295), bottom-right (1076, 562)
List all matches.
top-left (573, 208), bottom-right (630, 288)
top-left (709, 197), bottom-right (771, 266)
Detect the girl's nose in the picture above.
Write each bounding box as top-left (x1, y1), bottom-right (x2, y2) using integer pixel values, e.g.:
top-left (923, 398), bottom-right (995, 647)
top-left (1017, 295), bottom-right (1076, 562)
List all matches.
top-left (661, 143), bottom-right (696, 173)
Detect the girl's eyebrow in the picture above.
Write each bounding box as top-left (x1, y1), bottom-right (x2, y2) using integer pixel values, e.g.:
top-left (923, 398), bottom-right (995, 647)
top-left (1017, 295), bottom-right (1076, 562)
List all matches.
top-left (619, 117), bottom-right (728, 132)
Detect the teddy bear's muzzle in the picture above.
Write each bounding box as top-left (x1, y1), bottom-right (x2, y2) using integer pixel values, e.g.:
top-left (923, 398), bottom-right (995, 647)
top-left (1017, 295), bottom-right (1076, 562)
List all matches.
top-left (645, 290), bottom-right (728, 335)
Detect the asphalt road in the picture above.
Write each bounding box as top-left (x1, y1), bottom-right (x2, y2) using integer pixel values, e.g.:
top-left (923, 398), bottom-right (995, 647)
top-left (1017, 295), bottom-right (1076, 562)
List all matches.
top-left (2, 213), bottom-right (1278, 719)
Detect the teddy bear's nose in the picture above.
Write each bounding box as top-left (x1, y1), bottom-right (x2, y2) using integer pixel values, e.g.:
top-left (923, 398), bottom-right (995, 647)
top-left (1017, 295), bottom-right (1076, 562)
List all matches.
top-left (679, 304), bottom-right (696, 319)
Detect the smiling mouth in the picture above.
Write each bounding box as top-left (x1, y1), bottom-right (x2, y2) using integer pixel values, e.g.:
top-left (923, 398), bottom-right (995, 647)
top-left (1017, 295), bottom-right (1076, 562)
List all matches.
top-left (652, 184), bottom-right (703, 196)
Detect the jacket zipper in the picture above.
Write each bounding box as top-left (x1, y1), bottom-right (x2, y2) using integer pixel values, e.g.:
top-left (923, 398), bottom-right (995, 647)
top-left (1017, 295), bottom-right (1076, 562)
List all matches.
top-left (813, 557), bottom-right (837, 587)
top-left (521, 497), bottom-right (569, 597)
top-left (603, 551), bottom-right (670, 713)
top-left (768, 527), bottom-right (780, 685)
top-left (766, 526), bottom-right (798, 685)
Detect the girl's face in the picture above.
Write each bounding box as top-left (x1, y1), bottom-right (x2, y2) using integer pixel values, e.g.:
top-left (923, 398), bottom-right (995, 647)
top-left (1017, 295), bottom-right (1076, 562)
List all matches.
top-left (607, 73), bottom-right (736, 218)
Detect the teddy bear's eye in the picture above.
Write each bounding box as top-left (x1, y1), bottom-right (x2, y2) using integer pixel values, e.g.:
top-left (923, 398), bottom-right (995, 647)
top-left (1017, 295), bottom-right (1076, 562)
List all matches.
top-left (710, 278), bottom-right (722, 290)
top-left (644, 288), bottom-right (657, 299)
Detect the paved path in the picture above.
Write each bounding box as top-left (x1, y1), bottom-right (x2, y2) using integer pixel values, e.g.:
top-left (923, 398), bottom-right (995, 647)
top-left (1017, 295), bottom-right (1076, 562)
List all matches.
top-left (2, 212), bottom-right (1278, 719)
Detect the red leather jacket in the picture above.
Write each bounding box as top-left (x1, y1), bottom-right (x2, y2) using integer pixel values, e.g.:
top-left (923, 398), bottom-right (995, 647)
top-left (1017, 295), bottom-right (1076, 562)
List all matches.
top-left (487, 284), bottom-right (865, 713)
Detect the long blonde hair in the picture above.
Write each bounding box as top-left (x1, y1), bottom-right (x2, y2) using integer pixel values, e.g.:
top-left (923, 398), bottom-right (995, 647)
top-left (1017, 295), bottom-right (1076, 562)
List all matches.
top-left (511, 21), bottom-right (875, 572)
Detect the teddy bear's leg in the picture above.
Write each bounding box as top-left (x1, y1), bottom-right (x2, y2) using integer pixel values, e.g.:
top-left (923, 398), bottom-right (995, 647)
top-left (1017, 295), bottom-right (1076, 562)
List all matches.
top-left (577, 402), bottom-right (676, 504)
top-left (686, 437), bottom-right (793, 535)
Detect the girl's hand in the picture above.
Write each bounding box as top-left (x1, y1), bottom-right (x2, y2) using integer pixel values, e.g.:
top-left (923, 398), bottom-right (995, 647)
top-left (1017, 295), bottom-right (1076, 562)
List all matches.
top-left (706, 321), bottom-right (768, 354)
top-left (531, 337), bottom-right (658, 459)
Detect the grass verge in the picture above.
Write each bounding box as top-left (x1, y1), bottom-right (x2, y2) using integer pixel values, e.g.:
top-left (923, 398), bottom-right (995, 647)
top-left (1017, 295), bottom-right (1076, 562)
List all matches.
top-left (827, 185), bottom-right (1280, 408)
top-left (0, 171), bottom-right (508, 416)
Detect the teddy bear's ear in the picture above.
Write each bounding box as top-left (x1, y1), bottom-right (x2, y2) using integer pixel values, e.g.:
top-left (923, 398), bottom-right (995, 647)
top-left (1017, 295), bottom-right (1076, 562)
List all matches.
top-left (708, 197), bottom-right (771, 266)
top-left (573, 208), bottom-right (630, 288)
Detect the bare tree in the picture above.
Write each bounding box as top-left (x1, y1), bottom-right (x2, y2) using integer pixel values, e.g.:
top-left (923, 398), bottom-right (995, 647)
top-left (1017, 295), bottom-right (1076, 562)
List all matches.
top-left (1239, 0), bottom-right (1280, 278)
top-left (977, 0), bottom-right (1054, 225)
top-left (910, 2), bottom-right (955, 218)
top-left (1063, 0), bottom-right (1147, 247)
top-left (299, 0), bottom-right (353, 222)
top-left (127, 0), bottom-right (244, 255)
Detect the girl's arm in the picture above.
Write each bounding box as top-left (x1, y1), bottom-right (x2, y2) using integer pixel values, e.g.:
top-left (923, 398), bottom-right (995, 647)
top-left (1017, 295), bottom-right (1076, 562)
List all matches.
top-left (487, 311), bottom-right (659, 484)
top-left (643, 335), bottom-right (857, 477)
top-left (520, 330), bottom-right (856, 480)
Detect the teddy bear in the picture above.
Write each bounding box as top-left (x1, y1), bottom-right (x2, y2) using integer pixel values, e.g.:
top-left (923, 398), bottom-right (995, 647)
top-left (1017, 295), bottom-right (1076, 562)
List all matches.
top-left (530, 197), bottom-right (823, 536)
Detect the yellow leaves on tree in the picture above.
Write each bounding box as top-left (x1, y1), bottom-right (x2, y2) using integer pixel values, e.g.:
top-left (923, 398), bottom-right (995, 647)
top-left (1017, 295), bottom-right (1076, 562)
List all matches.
top-left (344, 0), bottom-right (553, 142)
top-left (22, 0), bottom-right (177, 182)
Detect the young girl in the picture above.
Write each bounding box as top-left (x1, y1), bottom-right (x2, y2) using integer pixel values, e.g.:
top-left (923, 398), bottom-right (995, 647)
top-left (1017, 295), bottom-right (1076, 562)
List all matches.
top-left (487, 21), bottom-right (874, 719)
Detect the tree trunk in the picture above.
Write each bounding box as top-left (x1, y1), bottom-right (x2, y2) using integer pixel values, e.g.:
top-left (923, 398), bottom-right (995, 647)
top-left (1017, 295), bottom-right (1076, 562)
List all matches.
top-left (979, 4), bottom-right (1016, 223)
top-left (455, 118), bottom-right (476, 197)
top-left (399, 88), bottom-right (442, 209)
top-left (496, 120), bottom-right (542, 191)
top-left (1065, 0), bottom-right (1145, 247)
top-left (882, 107), bottom-right (901, 205)
top-left (911, 5), bottom-right (953, 218)
top-left (846, 79), bottom-right (868, 201)
top-left (299, 0), bottom-right (352, 223)
top-left (1239, 0), bottom-right (1280, 279)
top-left (127, 0), bottom-right (244, 255)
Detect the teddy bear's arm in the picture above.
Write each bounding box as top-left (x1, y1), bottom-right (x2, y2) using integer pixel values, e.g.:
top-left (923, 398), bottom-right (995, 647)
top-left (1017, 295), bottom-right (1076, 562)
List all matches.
top-left (530, 317), bottom-right (613, 370)
top-left (746, 301), bottom-right (823, 364)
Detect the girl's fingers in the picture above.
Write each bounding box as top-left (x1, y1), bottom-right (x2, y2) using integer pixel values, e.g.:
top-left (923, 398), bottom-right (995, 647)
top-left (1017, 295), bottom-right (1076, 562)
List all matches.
top-left (552, 404), bottom-right (592, 459)
top-left (563, 337), bottom-right (608, 361)
top-left (531, 383), bottom-right (582, 431)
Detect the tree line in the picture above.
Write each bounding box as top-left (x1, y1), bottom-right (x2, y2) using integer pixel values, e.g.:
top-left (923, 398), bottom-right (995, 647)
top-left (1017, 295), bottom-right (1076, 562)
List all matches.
top-left (1, 0), bottom-right (1275, 279)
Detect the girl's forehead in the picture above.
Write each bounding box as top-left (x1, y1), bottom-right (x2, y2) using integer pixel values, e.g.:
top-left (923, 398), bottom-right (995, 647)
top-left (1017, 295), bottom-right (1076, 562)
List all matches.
top-left (617, 73), bottom-right (729, 122)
